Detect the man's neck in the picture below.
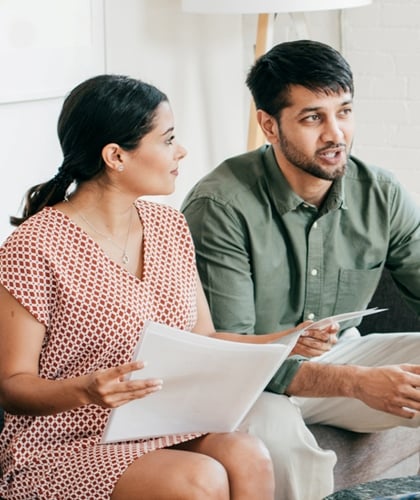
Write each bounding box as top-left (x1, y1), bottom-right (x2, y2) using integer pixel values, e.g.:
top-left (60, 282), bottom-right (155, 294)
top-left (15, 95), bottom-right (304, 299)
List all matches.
top-left (297, 181), bottom-right (332, 208)
top-left (273, 150), bottom-right (333, 208)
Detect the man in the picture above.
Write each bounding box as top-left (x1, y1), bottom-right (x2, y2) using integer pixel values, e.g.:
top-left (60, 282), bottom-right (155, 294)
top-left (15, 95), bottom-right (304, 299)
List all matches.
top-left (182, 40), bottom-right (420, 500)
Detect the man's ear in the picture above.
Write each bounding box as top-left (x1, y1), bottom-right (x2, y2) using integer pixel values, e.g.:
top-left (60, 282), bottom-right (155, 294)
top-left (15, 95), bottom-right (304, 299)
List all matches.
top-left (102, 143), bottom-right (123, 171)
top-left (257, 110), bottom-right (280, 144)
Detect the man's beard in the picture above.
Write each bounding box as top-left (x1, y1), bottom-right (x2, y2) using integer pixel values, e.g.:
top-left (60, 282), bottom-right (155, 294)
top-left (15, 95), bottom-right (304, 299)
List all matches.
top-left (278, 128), bottom-right (350, 181)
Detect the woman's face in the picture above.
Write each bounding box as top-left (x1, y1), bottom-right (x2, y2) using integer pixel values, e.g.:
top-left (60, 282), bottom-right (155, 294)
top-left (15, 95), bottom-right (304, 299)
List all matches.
top-left (120, 101), bottom-right (187, 197)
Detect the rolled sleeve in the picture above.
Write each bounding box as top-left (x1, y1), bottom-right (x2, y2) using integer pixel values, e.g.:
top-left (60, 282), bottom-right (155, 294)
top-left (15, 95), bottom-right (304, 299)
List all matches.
top-left (266, 356), bottom-right (307, 394)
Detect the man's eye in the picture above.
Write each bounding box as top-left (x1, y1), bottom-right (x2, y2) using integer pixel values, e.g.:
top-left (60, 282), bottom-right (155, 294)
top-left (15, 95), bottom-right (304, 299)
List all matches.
top-left (303, 115), bottom-right (320, 122)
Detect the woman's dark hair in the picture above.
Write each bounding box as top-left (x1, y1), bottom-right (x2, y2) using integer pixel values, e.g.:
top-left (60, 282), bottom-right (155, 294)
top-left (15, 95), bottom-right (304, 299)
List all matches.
top-left (11, 74), bottom-right (168, 226)
top-left (246, 39), bottom-right (354, 118)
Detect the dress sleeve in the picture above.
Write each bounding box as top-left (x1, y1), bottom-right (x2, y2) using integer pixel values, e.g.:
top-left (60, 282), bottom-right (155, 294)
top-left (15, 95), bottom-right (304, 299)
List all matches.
top-left (0, 224), bottom-right (56, 328)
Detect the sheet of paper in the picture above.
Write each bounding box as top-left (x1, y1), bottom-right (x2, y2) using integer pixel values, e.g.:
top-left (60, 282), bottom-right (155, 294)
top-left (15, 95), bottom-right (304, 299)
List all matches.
top-left (273, 308), bottom-right (387, 345)
top-left (101, 321), bottom-right (298, 443)
top-left (302, 307), bottom-right (387, 330)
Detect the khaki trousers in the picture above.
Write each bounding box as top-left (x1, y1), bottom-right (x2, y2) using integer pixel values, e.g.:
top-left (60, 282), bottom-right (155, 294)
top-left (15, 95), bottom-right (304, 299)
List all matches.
top-left (239, 332), bottom-right (420, 500)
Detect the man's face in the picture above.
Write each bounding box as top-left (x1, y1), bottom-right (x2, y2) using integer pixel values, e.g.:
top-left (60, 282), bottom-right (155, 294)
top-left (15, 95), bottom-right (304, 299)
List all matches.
top-left (275, 85), bottom-right (355, 181)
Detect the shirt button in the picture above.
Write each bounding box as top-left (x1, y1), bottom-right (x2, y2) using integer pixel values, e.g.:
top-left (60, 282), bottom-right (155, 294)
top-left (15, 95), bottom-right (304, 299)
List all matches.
top-left (310, 268), bottom-right (318, 276)
top-left (307, 313), bottom-right (315, 320)
top-left (313, 221), bottom-right (318, 229)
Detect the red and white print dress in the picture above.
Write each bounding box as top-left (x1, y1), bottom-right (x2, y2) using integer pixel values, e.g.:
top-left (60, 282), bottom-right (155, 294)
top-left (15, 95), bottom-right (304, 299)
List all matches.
top-left (0, 199), bottom-right (201, 499)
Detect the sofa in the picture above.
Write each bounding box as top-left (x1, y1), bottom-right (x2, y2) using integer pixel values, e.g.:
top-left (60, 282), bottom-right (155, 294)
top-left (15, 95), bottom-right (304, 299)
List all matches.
top-left (309, 268), bottom-right (420, 493)
top-left (0, 270), bottom-right (419, 495)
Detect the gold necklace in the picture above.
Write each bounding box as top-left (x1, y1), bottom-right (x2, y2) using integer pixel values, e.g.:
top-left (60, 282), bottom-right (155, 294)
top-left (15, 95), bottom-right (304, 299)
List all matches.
top-left (67, 200), bottom-right (134, 266)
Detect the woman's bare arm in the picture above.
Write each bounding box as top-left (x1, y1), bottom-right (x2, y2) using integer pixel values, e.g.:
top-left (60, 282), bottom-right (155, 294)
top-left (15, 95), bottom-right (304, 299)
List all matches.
top-left (192, 275), bottom-right (337, 353)
top-left (0, 284), bottom-right (162, 416)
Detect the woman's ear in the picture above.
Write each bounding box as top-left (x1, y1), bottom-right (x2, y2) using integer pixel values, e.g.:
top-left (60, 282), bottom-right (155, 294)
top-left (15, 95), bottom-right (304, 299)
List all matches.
top-left (257, 110), bottom-right (280, 145)
top-left (102, 143), bottom-right (124, 172)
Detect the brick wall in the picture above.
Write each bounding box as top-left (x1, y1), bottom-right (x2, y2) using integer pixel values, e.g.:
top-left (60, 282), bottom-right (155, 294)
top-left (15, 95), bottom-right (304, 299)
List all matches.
top-left (343, 0), bottom-right (420, 194)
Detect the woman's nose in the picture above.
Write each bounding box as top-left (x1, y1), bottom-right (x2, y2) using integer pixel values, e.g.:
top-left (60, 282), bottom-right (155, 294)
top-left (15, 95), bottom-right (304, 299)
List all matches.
top-left (177, 143), bottom-right (188, 160)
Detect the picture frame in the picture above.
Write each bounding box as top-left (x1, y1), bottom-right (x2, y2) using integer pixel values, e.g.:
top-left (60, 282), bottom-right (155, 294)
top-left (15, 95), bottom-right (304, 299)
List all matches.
top-left (0, 0), bottom-right (105, 103)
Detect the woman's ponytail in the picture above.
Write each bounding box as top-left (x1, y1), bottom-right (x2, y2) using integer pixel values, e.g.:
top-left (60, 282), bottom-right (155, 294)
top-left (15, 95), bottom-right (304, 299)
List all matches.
top-left (10, 167), bottom-right (74, 226)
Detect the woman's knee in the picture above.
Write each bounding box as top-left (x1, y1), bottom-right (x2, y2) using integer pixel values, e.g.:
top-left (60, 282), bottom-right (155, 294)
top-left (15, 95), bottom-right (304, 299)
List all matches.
top-left (112, 450), bottom-right (230, 500)
top-left (224, 432), bottom-right (274, 477)
top-left (183, 454), bottom-right (230, 499)
top-left (209, 432), bottom-right (275, 498)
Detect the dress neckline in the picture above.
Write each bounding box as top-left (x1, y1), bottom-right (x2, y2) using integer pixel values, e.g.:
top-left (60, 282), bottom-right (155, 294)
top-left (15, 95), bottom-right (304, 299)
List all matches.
top-left (46, 203), bottom-right (147, 283)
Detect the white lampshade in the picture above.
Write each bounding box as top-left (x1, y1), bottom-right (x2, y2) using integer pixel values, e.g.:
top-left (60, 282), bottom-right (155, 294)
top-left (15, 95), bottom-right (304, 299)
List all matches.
top-left (182, 0), bottom-right (372, 14)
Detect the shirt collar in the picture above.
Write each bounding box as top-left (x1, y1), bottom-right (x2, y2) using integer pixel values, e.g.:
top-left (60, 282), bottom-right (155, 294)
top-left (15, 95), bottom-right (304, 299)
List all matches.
top-left (263, 145), bottom-right (348, 215)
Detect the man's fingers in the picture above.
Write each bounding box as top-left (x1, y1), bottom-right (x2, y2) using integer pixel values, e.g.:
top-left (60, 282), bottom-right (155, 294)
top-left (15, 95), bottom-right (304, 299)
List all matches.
top-left (390, 404), bottom-right (418, 419)
top-left (402, 364), bottom-right (420, 376)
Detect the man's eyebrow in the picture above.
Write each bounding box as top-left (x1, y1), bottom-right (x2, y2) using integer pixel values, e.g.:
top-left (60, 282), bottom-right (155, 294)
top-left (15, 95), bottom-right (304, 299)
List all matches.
top-left (297, 99), bottom-right (353, 117)
top-left (297, 106), bottom-right (322, 116)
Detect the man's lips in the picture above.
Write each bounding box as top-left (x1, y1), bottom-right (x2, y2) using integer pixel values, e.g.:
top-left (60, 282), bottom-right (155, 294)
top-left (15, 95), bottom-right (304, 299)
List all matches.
top-left (317, 147), bottom-right (346, 163)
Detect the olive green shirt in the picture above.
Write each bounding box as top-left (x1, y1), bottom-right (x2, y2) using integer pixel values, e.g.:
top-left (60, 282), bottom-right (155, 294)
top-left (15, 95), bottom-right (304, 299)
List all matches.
top-left (182, 145), bottom-right (420, 393)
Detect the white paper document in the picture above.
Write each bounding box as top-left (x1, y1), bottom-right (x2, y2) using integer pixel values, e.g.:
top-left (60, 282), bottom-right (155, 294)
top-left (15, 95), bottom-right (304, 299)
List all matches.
top-left (102, 321), bottom-right (300, 443)
top-left (273, 307), bottom-right (387, 345)
top-left (302, 307), bottom-right (387, 330)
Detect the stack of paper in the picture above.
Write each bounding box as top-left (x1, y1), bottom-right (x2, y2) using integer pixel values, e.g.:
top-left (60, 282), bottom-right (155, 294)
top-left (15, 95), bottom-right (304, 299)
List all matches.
top-left (102, 321), bottom-right (299, 442)
top-left (102, 308), bottom-right (386, 443)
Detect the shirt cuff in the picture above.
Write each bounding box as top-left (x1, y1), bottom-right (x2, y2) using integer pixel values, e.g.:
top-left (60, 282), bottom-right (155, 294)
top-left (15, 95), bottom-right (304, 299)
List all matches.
top-left (266, 355), bottom-right (307, 394)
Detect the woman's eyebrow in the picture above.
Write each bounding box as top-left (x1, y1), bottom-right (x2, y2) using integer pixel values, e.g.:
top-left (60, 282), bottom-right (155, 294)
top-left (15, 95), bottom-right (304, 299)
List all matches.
top-left (160, 126), bottom-right (174, 136)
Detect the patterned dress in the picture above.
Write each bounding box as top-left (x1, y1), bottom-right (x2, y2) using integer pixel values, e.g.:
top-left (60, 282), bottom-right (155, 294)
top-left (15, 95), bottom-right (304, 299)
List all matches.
top-left (0, 200), bottom-right (201, 499)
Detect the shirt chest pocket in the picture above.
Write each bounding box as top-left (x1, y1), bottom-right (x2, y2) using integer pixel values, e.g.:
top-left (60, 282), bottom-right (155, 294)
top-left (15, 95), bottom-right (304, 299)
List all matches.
top-left (333, 267), bottom-right (384, 315)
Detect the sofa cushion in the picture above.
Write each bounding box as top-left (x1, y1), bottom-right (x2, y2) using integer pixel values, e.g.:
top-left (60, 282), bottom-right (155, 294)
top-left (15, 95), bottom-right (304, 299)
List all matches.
top-left (309, 424), bottom-right (420, 491)
top-left (359, 268), bottom-right (420, 334)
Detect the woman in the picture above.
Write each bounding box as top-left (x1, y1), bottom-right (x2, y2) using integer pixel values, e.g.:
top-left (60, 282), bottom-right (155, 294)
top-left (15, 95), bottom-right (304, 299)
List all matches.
top-left (0, 74), bottom-right (337, 499)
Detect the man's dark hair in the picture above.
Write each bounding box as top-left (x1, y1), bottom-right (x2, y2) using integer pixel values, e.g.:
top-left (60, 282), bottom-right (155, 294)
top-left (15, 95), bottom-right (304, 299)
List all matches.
top-left (246, 39), bottom-right (354, 117)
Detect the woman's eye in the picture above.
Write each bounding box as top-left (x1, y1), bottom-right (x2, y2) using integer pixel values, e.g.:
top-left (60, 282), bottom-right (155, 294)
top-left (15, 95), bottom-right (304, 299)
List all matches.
top-left (166, 135), bottom-right (175, 145)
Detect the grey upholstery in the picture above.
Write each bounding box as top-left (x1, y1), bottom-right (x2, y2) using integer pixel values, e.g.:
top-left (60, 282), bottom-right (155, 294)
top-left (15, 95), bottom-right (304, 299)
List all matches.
top-left (310, 424), bottom-right (419, 492)
top-left (358, 268), bottom-right (420, 334)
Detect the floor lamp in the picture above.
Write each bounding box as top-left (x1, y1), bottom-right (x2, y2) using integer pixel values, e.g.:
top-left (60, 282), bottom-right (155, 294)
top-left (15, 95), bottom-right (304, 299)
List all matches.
top-left (182, 0), bottom-right (372, 150)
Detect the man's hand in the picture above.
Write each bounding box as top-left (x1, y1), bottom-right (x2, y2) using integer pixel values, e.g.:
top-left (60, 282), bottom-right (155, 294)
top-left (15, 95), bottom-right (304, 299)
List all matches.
top-left (353, 364), bottom-right (420, 418)
top-left (287, 361), bottom-right (420, 419)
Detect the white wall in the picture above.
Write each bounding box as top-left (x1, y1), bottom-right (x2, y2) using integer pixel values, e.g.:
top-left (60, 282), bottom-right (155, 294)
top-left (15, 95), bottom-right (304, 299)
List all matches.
top-left (0, 0), bottom-right (105, 242)
top-left (1, 0), bottom-right (419, 243)
top-left (0, 98), bottom-right (63, 230)
top-left (343, 0), bottom-right (420, 192)
top-left (104, 0), bottom-right (246, 209)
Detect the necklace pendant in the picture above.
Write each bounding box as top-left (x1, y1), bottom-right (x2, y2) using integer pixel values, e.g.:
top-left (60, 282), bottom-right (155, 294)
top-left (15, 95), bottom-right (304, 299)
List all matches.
top-left (122, 253), bottom-right (129, 266)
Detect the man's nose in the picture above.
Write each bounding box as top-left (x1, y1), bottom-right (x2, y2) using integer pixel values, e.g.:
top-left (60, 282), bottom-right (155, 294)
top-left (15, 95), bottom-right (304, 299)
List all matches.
top-left (321, 118), bottom-right (345, 144)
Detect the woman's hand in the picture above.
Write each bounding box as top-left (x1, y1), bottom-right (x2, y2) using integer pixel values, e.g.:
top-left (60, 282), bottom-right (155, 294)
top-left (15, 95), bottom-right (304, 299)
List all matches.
top-left (290, 321), bottom-right (339, 358)
top-left (83, 361), bottom-right (163, 409)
